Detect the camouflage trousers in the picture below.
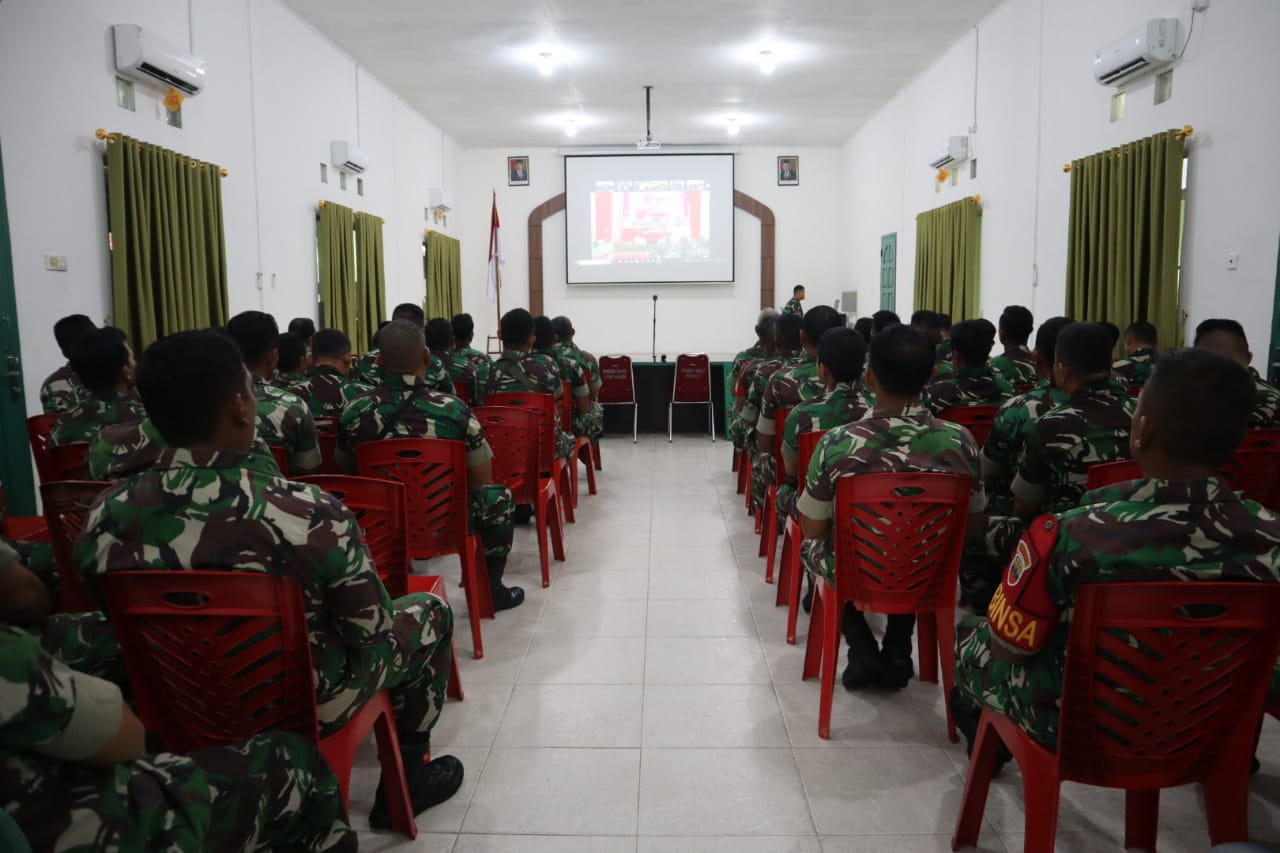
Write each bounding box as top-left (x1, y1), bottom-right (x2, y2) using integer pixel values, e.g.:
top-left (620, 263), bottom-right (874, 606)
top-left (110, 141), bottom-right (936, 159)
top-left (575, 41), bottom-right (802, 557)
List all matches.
top-left (320, 592), bottom-right (453, 740)
top-left (6, 535), bottom-right (57, 598)
top-left (800, 538), bottom-right (837, 587)
top-left (775, 481), bottom-right (799, 534)
top-left (573, 402), bottom-right (605, 441)
top-left (954, 616), bottom-right (1060, 749)
top-left (17, 731), bottom-right (356, 853)
top-left (750, 449), bottom-right (777, 512)
top-left (985, 515), bottom-right (1027, 565)
top-left (555, 426), bottom-right (575, 460)
top-left (40, 610), bottom-right (126, 686)
top-left (471, 483), bottom-right (514, 559)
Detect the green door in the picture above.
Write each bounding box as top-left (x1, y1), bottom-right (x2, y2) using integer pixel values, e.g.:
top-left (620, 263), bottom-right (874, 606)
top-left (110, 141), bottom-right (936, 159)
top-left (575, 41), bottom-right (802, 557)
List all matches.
top-left (880, 233), bottom-right (897, 312)
top-left (0, 141), bottom-right (35, 515)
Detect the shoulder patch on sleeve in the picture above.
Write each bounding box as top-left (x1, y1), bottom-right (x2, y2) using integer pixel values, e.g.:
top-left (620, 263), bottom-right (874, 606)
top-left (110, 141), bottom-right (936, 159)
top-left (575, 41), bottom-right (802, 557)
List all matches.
top-left (986, 515), bottom-right (1061, 655)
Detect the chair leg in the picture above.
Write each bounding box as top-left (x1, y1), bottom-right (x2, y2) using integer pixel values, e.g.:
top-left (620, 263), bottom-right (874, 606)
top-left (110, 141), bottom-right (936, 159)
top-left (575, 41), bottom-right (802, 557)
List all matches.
top-left (817, 586), bottom-right (840, 740)
top-left (556, 463), bottom-right (576, 524)
top-left (763, 487), bottom-right (779, 583)
top-left (1124, 789), bottom-right (1160, 851)
top-left (1203, 750), bottom-right (1253, 846)
top-left (917, 612), bottom-right (939, 684)
top-left (936, 608), bottom-right (958, 743)
top-left (457, 548), bottom-right (486, 660)
top-left (802, 582), bottom-right (826, 681)
top-left (632, 403), bottom-right (637, 443)
top-left (951, 713), bottom-right (1002, 850)
top-left (592, 440), bottom-right (602, 471)
top-left (709, 401), bottom-right (716, 442)
top-left (732, 446), bottom-right (740, 473)
top-left (583, 442), bottom-right (598, 494)
top-left (785, 538), bottom-right (803, 645)
top-left (775, 521), bottom-right (793, 607)
top-left (668, 403), bottom-right (673, 442)
top-left (534, 492), bottom-right (551, 587)
top-left (370, 701), bottom-right (418, 840)
top-left (446, 642), bottom-right (465, 700)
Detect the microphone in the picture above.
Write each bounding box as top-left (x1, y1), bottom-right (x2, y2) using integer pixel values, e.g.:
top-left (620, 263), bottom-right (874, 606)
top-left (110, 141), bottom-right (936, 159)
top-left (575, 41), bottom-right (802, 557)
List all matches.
top-left (652, 294), bottom-right (658, 302)
top-left (651, 294), bottom-right (659, 361)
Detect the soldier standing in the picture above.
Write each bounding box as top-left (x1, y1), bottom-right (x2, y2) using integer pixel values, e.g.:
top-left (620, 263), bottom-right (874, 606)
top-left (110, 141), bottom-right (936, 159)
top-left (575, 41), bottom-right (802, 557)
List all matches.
top-left (783, 284), bottom-right (806, 316)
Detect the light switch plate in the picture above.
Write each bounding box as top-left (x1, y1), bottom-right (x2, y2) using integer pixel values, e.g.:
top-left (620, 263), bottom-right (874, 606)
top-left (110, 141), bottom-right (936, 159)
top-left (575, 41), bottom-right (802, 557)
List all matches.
top-left (44, 254), bottom-right (68, 272)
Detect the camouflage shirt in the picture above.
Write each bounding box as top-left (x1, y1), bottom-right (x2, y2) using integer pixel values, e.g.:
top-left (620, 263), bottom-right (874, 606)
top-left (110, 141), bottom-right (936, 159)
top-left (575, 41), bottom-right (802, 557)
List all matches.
top-left (425, 356), bottom-right (456, 395)
top-left (337, 372), bottom-right (493, 474)
top-left (981, 380), bottom-right (1070, 516)
top-left (780, 382), bottom-right (868, 469)
top-left (270, 371), bottom-right (308, 393)
top-left (1011, 378), bottom-right (1137, 513)
top-left (782, 297), bottom-right (803, 316)
top-left (50, 392), bottom-right (146, 447)
top-left (1111, 348), bottom-right (1156, 388)
top-left (537, 349), bottom-right (586, 400)
top-left (39, 364), bottom-right (84, 415)
top-left (75, 447), bottom-right (399, 730)
top-left (292, 365), bottom-right (371, 419)
top-left (556, 342), bottom-right (601, 395)
top-left (478, 349), bottom-right (566, 402)
top-left (924, 365), bottom-right (1014, 414)
top-left (742, 353), bottom-right (801, 427)
top-left (988, 347), bottom-right (1037, 387)
top-left (351, 350), bottom-right (380, 386)
top-left (1252, 378), bottom-right (1280, 428)
top-left (251, 374), bottom-right (321, 473)
top-left (86, 417), bottom-right (279, 481)
top-left (758, 355), bottom-right (825, 437)
top-left (797, 403), bottom-right (986, 522)
top-left (730, 343), bottom-right (766, 387)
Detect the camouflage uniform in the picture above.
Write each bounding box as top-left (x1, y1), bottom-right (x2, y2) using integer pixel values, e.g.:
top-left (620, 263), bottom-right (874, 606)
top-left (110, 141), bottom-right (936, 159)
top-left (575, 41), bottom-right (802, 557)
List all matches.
top-left (797, 404), bottom-right (985, 587)
top-left (556, 342), bottom-right (601, 396)
top-left (736, 353), bottom-right (800, 457)
top-left (50, 393), bottom-right (146, 447)
top-left (988, 347), bottom-right (1037, 387)
top-left (478, 350), bottom-right (575, 459)
top-left (1251, 377), bottom-right (1280, 428)
top-left (86, 417), bottom-right (279, 481)
top-left (1111, 347), bottom-right (1156, 388)
top-left (936, 339), bottom-right (953, 362)
top-left (981, 380), bottom-right (1069, 517)
top-left (39, 364), bottom-right (84, 415)
top-left (753, 355), bottom-right (826, 513)
top-left (441, 351), bottom-right (483, 403)
top-left (924, 365), bottom-right (1014, 414)
top-left (453, 345), bottom-right (491, 375)
top-left (774, 382), bottom-right (868, 526)
top-left (251, 374), bottom-right (322, 474)
top-left (338, 373), bottom-right (513, 562)
top-left (544, 348), bottom-right (604, 440)
top-left (1, 623), bottom-right (356, 853)
top-left (270, 371), bottom-right (308, 393)
top-left (782, 297), bottom-right (804, 316)
top-left (291, 365), bottom-right (371, 419)
top-left (75, 448), bottom-right (455, 741)
top-left (425, 355), bottom-right (456, 395)
top-left (956, 476), bottom-right (1280, 749)
top-left (351, 350), bottom-right (380, 386)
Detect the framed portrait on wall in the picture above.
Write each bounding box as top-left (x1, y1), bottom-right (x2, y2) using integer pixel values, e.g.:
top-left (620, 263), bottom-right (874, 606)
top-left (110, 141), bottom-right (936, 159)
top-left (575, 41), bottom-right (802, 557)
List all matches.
top-left (508, 156), bottom-right (530, 186)
top-left (777, 156), bottom-right (799, 186)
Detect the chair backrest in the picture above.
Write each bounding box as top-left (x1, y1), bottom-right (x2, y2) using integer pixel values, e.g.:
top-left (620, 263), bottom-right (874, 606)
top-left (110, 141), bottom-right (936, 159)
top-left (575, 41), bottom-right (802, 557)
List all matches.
top-left (937, 405), bottom-right (999, 448)
top-left (26, 414), bottom-right (58, 483)
top-left (45, 442), bottom-right (90, 484)
top-left (1086, 458), bottom-right (1144, 491)
top-left (269, 444), bottom-right (289, 477)
top-left (484, 391), bottom-right (556, 477)
top-left (102, 570), bottom-right (319, 754)
top-left (40, 480), bottom-right (110, 613)
top-left (355, 438), bottom-right (468, 561)
top-left (476, 405), bottom-right (541, 505)
top-left (312, 416), bottom-right (339, 475)
top-left (598, 355), bottom-right (635, 405)
top-left (292, 475), bottom-right (409, 598)
top-left (1222, 428), bottom-right (1280, 512)
top-left (832, 472), bottom-right (971, 613)
top-left (453, 377), bottom-right (473, 404)
top-left (796, 429), bottom-right (828, 495)
top-left (672, 353), bottom-right (712, 403)
top-left (560, 381), bottom-right (574, 433)
top-left (772, 407), bottom-right (793, 486)
top-left (1057, 581), bottom-right (1280, 789)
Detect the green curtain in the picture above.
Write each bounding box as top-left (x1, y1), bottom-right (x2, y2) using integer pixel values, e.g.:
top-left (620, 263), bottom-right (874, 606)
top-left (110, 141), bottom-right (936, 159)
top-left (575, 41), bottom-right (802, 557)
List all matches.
top-left (318, 201), bottom-right (356, 347)
top-left (106, 135), bottom-right (228, 349)
top-left (1066, 129), bottom-right (1186, 350)
top-left (913, 197), bottom-right (982, 320)
top-left (425, 231), bottom-right (462, 319)
top-left (354, 212), bottom-right (386, 353)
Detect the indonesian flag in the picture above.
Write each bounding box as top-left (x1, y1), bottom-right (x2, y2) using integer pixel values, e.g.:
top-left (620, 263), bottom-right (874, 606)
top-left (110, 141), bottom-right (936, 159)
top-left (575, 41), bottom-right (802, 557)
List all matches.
top-left (487, 192), bottom-right (503, 302)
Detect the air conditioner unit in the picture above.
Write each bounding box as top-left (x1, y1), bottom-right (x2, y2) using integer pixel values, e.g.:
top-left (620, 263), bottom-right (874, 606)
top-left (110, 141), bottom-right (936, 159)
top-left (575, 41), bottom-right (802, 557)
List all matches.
top-left (928, 136), bottom-right (970, 171)
top-left (428, 187), bottom-right (453, 213)
top-left (112, 24), bottom-right (206, 96)
top-left (1093, 18), bottom-right (1178, 86)
top-left (330, 141), bottom-right (368, 175)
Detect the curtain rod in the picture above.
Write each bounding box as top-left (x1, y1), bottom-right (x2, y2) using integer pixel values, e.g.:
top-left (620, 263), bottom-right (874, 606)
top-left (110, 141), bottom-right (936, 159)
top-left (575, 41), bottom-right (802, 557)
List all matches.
top-left (95, 129), bottom-right (228, 177)
top-left (1063, 125), bottom-right (1193, 173)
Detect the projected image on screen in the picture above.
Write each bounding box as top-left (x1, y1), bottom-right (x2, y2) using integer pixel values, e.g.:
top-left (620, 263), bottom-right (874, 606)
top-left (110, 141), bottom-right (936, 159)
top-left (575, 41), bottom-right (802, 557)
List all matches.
top-left (565, 154), bottom-right (734, 285)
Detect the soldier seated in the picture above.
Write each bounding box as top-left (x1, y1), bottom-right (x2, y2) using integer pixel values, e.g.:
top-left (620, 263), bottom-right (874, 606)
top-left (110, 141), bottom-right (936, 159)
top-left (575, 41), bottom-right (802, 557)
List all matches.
top-left (76, 329), bottom-right (466, 828)
top-left (292, 328), bottom-right (371, 419)
top-left (1194, 318), bottom-right (1280, 428)
top-left (40, 314), bottom-right (96, 415)
top-left (272, 331), bottom-right (311, 391)
top-left (478, 308), bottom-right (574, 460)
top-left (451, 313), bottom-right (491, 373)
top-left (50, 327), bottom-right (144, 447)
top-left (924, 319), bottom-right (1015, 414)
top-left (988, 306), bottom-right (1037, 387)
top-left (536, 315), bottom-right (602, 442)
top-left (1112, 321), bottom-right (1159, 388)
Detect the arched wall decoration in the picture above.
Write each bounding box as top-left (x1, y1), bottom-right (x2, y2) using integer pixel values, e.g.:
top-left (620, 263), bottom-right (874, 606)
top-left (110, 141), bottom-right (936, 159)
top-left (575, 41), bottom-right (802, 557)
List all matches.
top-left (525, 190), bottom-right (777, 315)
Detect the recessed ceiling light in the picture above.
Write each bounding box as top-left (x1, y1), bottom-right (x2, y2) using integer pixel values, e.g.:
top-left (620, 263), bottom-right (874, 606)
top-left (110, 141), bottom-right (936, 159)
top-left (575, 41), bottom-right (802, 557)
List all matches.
top-left (758, 50), bottom-right (776, 75)
top-left (537, 51), bottom-right (555, 77)
top-left (726, 117), bottom-right (741, 137)
top-left (564, 118), bottom-right (578, 138)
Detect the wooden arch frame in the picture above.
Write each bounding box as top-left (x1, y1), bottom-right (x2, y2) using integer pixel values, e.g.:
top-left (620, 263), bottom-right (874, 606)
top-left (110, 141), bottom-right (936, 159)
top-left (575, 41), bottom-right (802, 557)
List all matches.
top-left (526, 190), bottom-right (776, 314)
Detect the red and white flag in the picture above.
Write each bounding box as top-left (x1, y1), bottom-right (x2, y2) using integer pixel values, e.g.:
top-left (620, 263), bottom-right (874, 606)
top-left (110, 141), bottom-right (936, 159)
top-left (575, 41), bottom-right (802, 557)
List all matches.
top-left (487, 192), bottom-right (503, 303)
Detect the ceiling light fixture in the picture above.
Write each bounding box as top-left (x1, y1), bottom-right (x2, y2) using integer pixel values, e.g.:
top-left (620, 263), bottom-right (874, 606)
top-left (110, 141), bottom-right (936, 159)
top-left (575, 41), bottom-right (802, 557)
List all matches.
top-left (726, 117), bottom-right (741, 137)
top-left (564, 118), bottom-right (578, 138)
top-left (758, 50), bottom-right (776, 75)
top-left (537, 51), bottom-right (555, 77)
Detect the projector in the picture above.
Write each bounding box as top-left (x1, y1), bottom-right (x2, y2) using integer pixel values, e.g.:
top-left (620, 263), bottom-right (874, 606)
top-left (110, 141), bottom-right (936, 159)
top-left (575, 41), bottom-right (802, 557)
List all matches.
top-left (636, 140), bottom-right (662, 150)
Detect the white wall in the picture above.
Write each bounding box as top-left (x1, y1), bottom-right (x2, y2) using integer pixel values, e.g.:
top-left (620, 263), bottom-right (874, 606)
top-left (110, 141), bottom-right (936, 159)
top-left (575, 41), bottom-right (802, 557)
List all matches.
top-left (843, 0), bottom-right (1280, 357)
top-left (0, 0), bottom-right (462, 414)
top-left (460, 146), bottom-right (845, 357)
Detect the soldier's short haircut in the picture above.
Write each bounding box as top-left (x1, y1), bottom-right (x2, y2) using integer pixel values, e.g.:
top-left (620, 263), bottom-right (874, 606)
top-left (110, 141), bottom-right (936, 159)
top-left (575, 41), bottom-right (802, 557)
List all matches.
top-left (776, 313), bottom-right (804, 350)
top-left (226, 311), bottom-right (280, 365)
top-left (452, 313), bottom-right (476, 345)
top-left (793, 284), bottom-right (805, 296)
top-left (276, 332), bottom-right (307, 373)
top-left (1033, 316), bottom-right (1074, 359)
top-left (287, 317), bottom-right (316, 341)
top-left (912, 311), bottom-right (948, 346)
top-left (950, 320), bottom-right (997, 365)
top-left (756, 308), bottom-right (781, 343)
top-left (1194, 318), bottom-right (1247, 348)
top-left (378, 320), bottom-right (426, 374)
top-left (391, 303), bottom-right (425, 327)
top-left (937, 313), bottom-right (952, 331)
top-left (853, 317), bottom-right (873, 343)
top-left (999, 306), bottom-right (1034, 346)
top-left (802, 305), bottom-right (845, 348)
top-left (371, 320), bottom-right (391, 350)
top-left (1144, 348), bottom-right (1254, 467)
top-left (1054, 322), bottom-right (1114, 376)
top-left (70, 327), bottom-right (130, 395)
top-left (1099, 321), bottom-right (1121, 349)
top-left (869, 324), bottom-right (935, 397)
top-left (311, 329), bottom-right (351, 359)
top-left (871, 310), bottom-right (901, 334)
top-left (1125, 321), bottom-right (1158, 346)
top-left (533, 316), bottom-right (556, 350)
top-left (819, 328), bottom-right (867, 384)
top-left (909, 310), bottom-right (935, 327)
top-left (54, 314), bottom-right (98, 359)
top-left (551, 316), bottom-right (574, 341)
top-left (500, 308), bottom-right (535, 347)
top-left (138, 329), bottom-right (247, 447)
top-left (425, 318), bottom-right (454, 352)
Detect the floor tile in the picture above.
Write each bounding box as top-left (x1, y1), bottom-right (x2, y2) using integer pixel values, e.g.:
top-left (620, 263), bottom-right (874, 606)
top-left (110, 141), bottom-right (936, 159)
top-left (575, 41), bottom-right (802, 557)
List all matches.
top-left (538, 598), bottom-right (649, 636)
top-left (454, 837), bottom-right (635, 853)
top-left (642, 685), bottom-right (790, 747)
top-left (821, 836), bottom-right (1006, 852)
top-left (356, 832), bottom-right (457, 852)
top-left (548, 570), bottom-right (650, 600)
top-left (644, 637), bottom-right (773, 684)
top-left (648, 571), bottom-right (747, 600)
top-left (641, 837), bottom-right (821, 853)
top-left (518, 635), bottom-right (646, 684)
top-left (645, 598), bottom-right (757, 637)
top-left (427, 684), bottom-right (512, 747)
top-left (775, 683), bottom-right (940, 747)
top-left (496, 684), bottom-right (644, 747)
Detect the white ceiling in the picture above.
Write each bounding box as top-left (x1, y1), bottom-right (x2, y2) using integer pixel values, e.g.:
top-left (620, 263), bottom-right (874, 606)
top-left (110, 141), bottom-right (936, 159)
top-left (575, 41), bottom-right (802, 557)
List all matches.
top-left (283, 0), bottom-right (1005, 148)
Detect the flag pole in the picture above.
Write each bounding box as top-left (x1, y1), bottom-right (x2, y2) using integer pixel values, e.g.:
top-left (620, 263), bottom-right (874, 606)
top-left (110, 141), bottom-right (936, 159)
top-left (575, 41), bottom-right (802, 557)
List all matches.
top-left (492, 188), bottom-right (502, 326)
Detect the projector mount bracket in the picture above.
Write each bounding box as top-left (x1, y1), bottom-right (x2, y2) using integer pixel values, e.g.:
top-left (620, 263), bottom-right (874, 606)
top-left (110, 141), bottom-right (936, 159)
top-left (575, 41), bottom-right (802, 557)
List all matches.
top-left (637, 85), bottom-right (661, 150)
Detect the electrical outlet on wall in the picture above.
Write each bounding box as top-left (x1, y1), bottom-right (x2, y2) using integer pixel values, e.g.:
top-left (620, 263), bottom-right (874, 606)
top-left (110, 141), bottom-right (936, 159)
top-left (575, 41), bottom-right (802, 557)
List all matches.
top-left (44, 254), bottom-right (68, 272)
top-left (1226, 251), bottom-right (1240, 271)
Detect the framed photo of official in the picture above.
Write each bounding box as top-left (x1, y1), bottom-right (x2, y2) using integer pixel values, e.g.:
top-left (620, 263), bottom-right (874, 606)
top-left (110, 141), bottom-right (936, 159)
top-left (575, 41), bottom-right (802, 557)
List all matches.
top-left (777, 155), bottom-right (799, 186)
top-left (508, 156), bottom-right (530, 186)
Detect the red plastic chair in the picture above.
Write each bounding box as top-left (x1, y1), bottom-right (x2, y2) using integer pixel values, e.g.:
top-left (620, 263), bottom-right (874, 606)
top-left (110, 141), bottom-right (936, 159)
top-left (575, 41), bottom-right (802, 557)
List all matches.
top-left (45, 442), bottom-right (90, 484)
top-left (26, 414), bottom-right (58, 484)
top-left (803, 472), bottom-right (971, 740)
top-left (312, 416), bottom-right (339, 475)
top-left (355, 439), bottom-right (493, 657)
top-left (669, 353), bottom-right (715, 442)
top-left (41, 480), bottom-right (110, 614)
top-left (101, 570), bottom-right (418, 839)
top-left (1, 480), bottom-right (47, 543)
top-left (758, 407), bottom-right (793, 582)
top-left (1222, 428), bottom-right (1280, 512)
top-left (485, 390), bottom-right (572, 558)
top-left (452, 377), bottom-right (473, 405)
top-left (937, 406), bottom-right (999, 448)
top-left (476, 405), bottom-right (564, 588)
top-left (268, 444), bottom-right (289, 477)
top-left (777, 429), bottom-right (827, 644)
top-left (582, 368), bottom-right (603, 471)
top-left (1086, 459), bottom-right (1143, 491)
top-left (560, 381), bottom-right (598, 509)
top-left (953, 582), bottom-right (1280, 853)
top-left (598, 355), bottom-right (637, 443)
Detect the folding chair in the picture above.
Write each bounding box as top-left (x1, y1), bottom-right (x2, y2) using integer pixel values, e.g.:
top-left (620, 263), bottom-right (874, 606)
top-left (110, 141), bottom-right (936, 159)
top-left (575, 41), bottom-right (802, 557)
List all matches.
top-left (598, 355), bottom-right (637, 443)
top-left (669, 353), bottom-right (715, 442)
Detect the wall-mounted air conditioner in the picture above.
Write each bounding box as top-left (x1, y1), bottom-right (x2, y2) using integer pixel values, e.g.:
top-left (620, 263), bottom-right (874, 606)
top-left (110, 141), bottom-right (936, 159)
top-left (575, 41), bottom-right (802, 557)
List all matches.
top-left (330, 141), bottom-right (368, 175)
top-left (928, 136), bottom-right (970, 171)
top-left (1093, 19), bottom-right (1178, 86)
top-left (113, 24), bottom-right (207, 96)
top-left (428, 187), bottom-right (453, 213)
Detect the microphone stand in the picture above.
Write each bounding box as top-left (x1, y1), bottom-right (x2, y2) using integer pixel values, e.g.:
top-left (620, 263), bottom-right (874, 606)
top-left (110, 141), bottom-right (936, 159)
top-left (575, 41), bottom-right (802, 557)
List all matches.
top-left (651, 294), bottom-right (658, 362)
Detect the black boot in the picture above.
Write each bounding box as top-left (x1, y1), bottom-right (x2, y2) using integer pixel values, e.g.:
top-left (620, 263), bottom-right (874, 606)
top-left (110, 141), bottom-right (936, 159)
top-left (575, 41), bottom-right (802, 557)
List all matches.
top-left (487, 556), bottom-right (524, 611)
top-left (841, 605), bottom-right (883, 689)
top-left (368, 739), bottom-right (465, 830)
top-left (801, 573), bottom-right (814, 614)
top-left (512, 504), bottom-right (534, 525)
top-left (878, 614), bottom-right (916, 690)
top-left (949, 687), bottom-right (1011, 776)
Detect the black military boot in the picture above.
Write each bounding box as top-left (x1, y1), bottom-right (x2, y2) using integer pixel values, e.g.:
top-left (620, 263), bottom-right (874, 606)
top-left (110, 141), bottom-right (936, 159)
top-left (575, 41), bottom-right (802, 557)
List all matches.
top-left (841, 605), bottom-right (883, 688)
top-left (878, 614), bottom-right (916, 690)
top-left (949, 687), bottom-right (1011, 776)
top-left (512, 504), bottom-right (534, 525)
top-left (368, 737), bottom-right (464, 830)
top-left (487, 556), bottom-right (524, 611)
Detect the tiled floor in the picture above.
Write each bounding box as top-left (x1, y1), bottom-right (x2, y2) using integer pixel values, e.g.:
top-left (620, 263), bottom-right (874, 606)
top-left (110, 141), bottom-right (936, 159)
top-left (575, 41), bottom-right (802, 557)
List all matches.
top-left (353, 435), bottom-right (1280, 852)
